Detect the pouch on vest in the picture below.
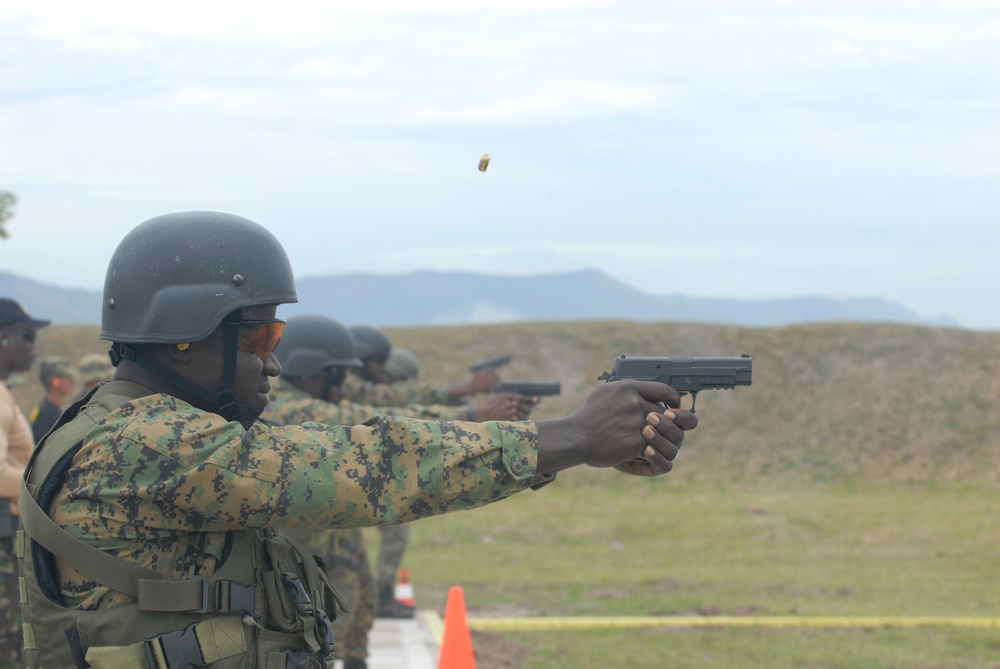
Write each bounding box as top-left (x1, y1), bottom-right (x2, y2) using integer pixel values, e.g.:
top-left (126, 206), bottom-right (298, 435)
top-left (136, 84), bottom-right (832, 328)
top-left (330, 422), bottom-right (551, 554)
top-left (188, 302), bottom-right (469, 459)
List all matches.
top-left (259, 531), bottom-right (345, 661)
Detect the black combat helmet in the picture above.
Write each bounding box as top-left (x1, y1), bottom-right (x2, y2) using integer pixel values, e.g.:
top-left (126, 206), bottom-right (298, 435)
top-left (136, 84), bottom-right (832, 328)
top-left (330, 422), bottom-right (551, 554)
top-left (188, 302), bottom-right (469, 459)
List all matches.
top-left (276, 315), bottom-right (362, 379)
top-left (102, 211), bottom-right (297, 344)
top-left (385, 347), bottom-right (421, 382)
top-left (102, 211), bottom-right (298, 425)
top-left (349, 325), bottom-right (392, 361)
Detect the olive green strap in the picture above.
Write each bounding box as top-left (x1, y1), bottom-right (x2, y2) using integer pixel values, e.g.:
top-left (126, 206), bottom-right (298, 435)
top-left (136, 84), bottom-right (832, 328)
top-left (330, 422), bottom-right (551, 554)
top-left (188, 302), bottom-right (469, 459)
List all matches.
top-left (18, 483), bottom-right (212, 612)
top-left (18, 381), bottom-right (228, 613)
top-left (85, 616), bottom-right (247, 669)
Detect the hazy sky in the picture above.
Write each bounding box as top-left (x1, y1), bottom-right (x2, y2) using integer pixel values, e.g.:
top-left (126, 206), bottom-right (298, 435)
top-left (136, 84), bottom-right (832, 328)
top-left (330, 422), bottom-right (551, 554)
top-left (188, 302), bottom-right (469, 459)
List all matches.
top-left (1, 1), bottom-right (998, 330)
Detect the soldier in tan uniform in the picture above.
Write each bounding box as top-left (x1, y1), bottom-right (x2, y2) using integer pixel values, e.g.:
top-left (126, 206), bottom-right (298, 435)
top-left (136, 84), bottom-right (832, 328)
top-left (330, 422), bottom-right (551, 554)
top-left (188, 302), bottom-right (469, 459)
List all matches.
top-left (17, 211), bottom-right (696, 669)
top-left (0, 298), bottom-right (49, 669)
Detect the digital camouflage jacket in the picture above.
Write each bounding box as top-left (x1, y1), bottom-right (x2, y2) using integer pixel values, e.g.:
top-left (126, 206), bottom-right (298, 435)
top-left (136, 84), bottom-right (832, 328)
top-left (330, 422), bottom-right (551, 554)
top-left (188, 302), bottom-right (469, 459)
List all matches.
top-left (262, 381), bottom-right (471, 425)
top-left (340, 374), bottom-right (455, 407)
top-left (40, 380), bottom-right (543, 610)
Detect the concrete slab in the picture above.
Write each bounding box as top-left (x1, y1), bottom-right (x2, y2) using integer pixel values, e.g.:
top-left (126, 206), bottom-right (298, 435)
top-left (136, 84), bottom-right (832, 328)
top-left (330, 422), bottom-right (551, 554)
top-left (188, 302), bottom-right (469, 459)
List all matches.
top-left (335, 612), bottom-right (442, 669)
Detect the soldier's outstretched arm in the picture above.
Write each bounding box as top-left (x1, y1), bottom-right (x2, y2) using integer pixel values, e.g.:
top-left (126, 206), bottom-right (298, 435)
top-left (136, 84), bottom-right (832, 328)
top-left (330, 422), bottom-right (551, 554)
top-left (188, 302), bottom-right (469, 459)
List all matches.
top-left (535, 379), bottom-right (697, 476)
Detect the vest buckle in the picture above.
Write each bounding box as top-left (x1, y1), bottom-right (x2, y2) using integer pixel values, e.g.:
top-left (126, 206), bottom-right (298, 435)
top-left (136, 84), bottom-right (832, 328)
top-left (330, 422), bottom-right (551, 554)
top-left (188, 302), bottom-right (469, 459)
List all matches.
top-left (216, 580), bottom-right (258, 616)
top-left (144, 622), bottom-right (206, 669)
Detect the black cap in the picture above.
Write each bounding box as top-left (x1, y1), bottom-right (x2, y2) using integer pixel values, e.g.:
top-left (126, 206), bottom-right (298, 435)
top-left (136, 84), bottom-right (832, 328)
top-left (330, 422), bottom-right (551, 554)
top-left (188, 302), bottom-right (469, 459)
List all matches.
top-left (0, 298), bottom-right (51, 329)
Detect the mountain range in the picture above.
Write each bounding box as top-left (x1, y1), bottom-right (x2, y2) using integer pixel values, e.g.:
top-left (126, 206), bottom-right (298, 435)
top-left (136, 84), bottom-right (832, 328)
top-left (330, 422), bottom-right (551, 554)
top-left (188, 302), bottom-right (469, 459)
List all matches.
top-left (0, 268), bottom-right (953, 328)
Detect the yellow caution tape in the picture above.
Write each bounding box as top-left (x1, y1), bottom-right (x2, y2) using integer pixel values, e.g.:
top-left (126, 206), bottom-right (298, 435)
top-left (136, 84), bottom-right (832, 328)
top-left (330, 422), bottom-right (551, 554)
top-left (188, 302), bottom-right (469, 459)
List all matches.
top-left (463, 616), bottom-right (1000, 632)
top-left (422, 611), bottom-right (446, 645)
top-left (421, 611), bottom-right (1000, 646)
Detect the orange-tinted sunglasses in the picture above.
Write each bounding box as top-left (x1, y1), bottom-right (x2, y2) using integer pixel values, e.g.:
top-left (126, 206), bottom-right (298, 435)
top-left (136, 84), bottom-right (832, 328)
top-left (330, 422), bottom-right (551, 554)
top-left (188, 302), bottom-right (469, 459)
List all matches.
top-left (237, 318), bottom-right (285, 361)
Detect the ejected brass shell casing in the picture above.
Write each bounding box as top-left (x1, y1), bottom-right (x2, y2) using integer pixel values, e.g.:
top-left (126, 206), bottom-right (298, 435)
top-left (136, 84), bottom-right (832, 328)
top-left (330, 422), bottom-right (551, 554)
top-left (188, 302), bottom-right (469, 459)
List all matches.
top-left (478, 153), bottom-right (490, 172)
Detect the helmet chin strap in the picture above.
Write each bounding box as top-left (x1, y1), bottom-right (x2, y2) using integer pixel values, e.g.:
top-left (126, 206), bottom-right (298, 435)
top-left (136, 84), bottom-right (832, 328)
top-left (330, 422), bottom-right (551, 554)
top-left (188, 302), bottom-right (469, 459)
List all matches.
top-left (109, 311), bottom-right (263, 426)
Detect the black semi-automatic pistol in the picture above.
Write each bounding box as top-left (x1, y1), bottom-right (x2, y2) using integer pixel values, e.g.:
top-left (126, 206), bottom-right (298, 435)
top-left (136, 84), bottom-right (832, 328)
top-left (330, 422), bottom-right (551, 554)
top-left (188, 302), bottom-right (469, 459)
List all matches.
top-left (599, 354), bottom-right (752, 412)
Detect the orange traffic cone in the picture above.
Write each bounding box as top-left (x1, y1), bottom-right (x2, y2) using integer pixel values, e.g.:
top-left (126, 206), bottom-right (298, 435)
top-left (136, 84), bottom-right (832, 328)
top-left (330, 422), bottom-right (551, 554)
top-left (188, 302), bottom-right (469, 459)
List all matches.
top-left (437, 586), bottom-right (475, 669)
top-left (395, 569), bottom-right (416, 608)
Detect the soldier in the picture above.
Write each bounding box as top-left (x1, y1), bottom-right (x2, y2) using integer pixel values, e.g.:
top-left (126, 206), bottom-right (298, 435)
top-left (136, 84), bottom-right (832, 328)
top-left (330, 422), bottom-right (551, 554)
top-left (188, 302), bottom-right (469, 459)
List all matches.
top-left (384, 347), bottom-right (421, 383)
top-left (28, 358), bottom-right (78, 443)
top-left (0, 298), bottom-right (49, 669)
top-left (372, 346), bottom-right (424, 620)
top-left (262, 314), bottom-right (375, 669)
top-left (17, 211), bottom-right (696, 669)
top-left (343, 325), bottom-right (499, 406)
top-left (261, 315), bottom-right (521, 669)
top-left (344, 334), bottom-right (512, 618)
top-left (76, 352), bottom-right (114, 394)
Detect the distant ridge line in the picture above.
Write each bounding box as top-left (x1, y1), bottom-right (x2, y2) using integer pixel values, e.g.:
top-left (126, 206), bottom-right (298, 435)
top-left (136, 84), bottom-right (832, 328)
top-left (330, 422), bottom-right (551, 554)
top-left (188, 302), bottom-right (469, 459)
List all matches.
top-left (0, 268), bottom-right (953, 329)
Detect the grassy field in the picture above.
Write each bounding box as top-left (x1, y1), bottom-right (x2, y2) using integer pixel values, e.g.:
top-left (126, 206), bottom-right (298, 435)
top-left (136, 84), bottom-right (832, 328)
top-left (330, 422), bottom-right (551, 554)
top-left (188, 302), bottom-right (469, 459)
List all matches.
top-left (14, 320), bottom-right (1000, 667)
top-left (376, 473), bottom-right (1000, 668)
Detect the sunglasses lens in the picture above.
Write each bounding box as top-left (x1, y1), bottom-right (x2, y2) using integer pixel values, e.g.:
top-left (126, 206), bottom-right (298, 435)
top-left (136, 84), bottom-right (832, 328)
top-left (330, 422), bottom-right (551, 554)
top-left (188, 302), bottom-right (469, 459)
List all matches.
top-left (238, 321), bottom-right (285, 360)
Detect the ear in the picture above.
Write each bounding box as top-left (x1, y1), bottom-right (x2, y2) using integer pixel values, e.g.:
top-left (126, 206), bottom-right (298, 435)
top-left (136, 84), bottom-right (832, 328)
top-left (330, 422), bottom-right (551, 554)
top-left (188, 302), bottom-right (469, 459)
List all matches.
top-left (166, 342), bottom-right (195, 362)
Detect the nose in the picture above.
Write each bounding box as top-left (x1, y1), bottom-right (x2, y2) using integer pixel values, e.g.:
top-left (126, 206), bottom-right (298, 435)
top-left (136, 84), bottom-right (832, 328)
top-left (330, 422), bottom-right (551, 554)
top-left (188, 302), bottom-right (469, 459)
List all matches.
top-left (264, 353), bottom-right (281, 377)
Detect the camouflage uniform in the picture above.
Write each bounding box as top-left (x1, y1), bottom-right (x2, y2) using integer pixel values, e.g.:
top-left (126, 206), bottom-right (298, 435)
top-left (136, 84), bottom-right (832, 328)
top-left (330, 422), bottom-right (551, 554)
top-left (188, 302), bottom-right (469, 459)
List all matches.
top-left (265, 380), bottom-right (471, 425)
top-left (341, 368), bottom-right (449, 616)
top-left (48, 380), bottom-right (546, 612)
top-left (0, 540), bottom-right (19, 669)
top-left (341, 374), bottom-right (456, 408)
top-left (375, 523), bottom-right (410, 601)
top-left (262, 382), bottom-right (466, 664)
top-left (76, 352), bottom-right (114, 392)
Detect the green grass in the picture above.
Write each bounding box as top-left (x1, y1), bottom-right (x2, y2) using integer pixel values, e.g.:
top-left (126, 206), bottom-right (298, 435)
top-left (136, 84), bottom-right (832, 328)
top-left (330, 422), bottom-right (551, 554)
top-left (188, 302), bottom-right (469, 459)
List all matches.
top-left (370, 472), bottom-right (1000, 668)
top-left (515, 626), bottom-right (1000, 669)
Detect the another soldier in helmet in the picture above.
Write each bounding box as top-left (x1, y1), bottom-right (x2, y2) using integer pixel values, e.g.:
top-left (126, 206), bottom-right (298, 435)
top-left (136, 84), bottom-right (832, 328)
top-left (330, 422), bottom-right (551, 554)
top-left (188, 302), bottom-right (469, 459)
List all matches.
top-left (372, 346), bottom-right (423, 620)
top-left (76, 352), bottom-right (114, 394)
top-left (266, 317), bottom-right (531, 426)
top-left (263, 315), bottom-right (534, 666)
top-left (343, 334), bottom-right (515, 618)
top-left (385, 347), bottom-right (421, 383)
top-left (343, 325), bottom-right (500, 406)
top-left (259, 316), bottom-right (404, 669)
top-left (17, 211), bottom-right (696, 669)
top-left (262, 315), bottom-right (375, 669)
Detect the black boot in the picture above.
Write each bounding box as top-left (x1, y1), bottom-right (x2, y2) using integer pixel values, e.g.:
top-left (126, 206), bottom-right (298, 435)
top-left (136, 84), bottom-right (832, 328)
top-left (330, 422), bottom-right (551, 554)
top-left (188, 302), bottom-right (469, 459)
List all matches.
top-left (377, 585), bottom-right (415, 619)
top-left (343, 659), bottom-right (368, 669)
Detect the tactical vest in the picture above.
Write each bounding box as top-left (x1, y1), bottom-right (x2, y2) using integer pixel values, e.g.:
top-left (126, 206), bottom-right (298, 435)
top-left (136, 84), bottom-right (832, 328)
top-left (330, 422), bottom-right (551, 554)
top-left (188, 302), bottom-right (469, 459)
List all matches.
top-left (17, 381), bottom-right (346, 669)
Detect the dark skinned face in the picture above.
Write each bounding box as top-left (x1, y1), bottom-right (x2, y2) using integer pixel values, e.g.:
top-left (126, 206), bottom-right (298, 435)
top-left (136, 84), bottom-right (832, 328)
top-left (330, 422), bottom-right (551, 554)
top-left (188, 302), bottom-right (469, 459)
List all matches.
top-left (0, 325), bottom-right (39, 378)
top-left (289, 366), bottom-right (348, 403)
top-left (178, 305), bottom-right (283, 418)
top-left (362, 354), bottom-right (389, 383)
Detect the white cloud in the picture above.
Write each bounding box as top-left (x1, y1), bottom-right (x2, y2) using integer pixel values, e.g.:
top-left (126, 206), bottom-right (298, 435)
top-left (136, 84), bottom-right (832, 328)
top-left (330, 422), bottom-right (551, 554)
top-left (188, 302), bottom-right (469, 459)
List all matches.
top-left (1, 0), bottom-right (999, 330)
